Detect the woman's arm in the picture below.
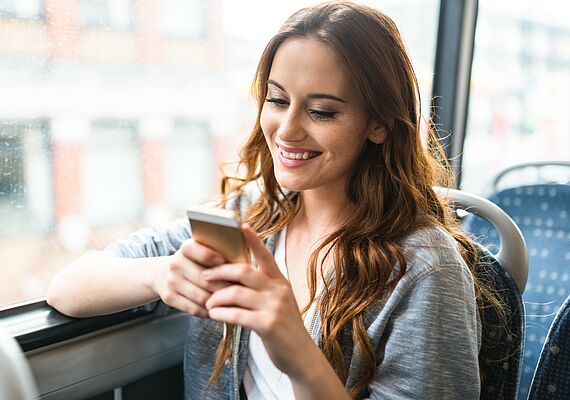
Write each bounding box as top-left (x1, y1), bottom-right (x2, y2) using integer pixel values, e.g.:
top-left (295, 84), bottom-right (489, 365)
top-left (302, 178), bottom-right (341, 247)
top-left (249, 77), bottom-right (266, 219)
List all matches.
top-left (47, 221), bottom-right (229, 318)
top-left (46, 251), bottom-right (168, 318)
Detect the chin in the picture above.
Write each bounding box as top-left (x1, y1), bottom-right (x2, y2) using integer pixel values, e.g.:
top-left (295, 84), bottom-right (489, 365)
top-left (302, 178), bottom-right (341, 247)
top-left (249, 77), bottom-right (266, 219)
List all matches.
top-left (274, 175), bottom-right (307, 192)
top-left (275, 181), bottom-right (302, 192)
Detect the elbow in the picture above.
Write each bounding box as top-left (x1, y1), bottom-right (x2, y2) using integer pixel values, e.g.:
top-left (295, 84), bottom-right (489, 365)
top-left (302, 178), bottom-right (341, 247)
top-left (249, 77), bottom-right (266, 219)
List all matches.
top-left (46, 279), bottom-right (64, 313)
top-left (46, 275), bottom-right (69, 315)
top-left (46, 275), bottom-right (84, 318)
top-left (46, 252), bottom-right (103, 318)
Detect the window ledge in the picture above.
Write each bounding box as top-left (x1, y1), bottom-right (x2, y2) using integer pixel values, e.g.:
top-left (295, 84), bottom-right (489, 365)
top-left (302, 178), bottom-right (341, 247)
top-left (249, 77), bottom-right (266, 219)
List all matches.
top-left (1, 300), bottom-right (187, 399)
top-left (0, 299), bottom-right (160, 352)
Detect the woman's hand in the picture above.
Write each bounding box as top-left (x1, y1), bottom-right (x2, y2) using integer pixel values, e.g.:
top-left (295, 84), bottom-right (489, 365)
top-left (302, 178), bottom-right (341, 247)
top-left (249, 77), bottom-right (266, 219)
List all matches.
top-left (203, 224), bottom-right (315, 378)
top-left (153, 239), bottom-right (230, 318)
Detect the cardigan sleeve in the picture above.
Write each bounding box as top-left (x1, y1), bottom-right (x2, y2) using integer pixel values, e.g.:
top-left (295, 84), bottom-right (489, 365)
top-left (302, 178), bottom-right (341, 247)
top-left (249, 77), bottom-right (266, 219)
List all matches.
top-left (102, 217), bottom-right (191, 258)
top-left (364, 265), bottom-right (481, 399)
top-left (101, 184), bottom-right (259, 258)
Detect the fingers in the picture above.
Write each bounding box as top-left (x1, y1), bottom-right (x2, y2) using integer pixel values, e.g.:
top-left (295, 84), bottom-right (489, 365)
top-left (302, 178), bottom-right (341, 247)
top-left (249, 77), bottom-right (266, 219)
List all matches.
top-left (241, 224), bottom-right (282, 278)
top-left (160, 248), bottom-right (231, 317)
top-left (168, 274), bottom-right (211, 307)
top-left (162, 291), bottom-right (209, 318)
top-left (203, 262), bottom-right (267, 290)
top-left (205, 284), bottom-right (262, 310)
top-left (161, 264), bottom-right (212, 317)
top-left (207, 307), bottom-right (257, 327)
top-left (171, 254), bottom-right (230, 293)
top-left (180, 238), bottom-right (225, 267)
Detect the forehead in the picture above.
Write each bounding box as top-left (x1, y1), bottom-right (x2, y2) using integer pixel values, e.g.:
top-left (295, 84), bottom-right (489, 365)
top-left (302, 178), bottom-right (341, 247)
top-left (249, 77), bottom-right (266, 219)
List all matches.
top-left (269, 37), bottom-right (354, 98)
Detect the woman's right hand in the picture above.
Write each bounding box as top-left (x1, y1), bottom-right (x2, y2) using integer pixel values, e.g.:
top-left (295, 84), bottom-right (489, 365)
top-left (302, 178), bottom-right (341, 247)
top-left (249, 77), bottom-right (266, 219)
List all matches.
top-left (153, 239), bottom-right (229, 318)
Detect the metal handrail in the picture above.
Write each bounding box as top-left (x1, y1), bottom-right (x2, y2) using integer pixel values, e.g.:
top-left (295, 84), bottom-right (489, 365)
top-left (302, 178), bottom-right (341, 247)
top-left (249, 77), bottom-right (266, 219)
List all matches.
top-left (492, 161), bottom-right (570, 191)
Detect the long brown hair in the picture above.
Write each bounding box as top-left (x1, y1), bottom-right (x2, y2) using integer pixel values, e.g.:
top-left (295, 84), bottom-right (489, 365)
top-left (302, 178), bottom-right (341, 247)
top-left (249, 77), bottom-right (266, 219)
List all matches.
top-left (212, 1), bottom-right (490, 397)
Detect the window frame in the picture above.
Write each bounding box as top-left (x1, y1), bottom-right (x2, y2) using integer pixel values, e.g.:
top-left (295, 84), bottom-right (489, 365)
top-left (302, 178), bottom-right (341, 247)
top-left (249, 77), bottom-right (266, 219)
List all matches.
top-left (430, 0), bottom-right (479, 187)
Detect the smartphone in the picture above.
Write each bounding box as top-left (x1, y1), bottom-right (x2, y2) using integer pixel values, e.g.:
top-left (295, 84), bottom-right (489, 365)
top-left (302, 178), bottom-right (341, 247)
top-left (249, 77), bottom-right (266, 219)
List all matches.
top-left (187, 206), bottom-right (248, 263)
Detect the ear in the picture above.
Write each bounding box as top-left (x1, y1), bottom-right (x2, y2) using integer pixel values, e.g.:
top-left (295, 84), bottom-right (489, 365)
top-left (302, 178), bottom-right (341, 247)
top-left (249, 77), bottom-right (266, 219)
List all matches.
top-left (366, 120), bottom-right (387, 145)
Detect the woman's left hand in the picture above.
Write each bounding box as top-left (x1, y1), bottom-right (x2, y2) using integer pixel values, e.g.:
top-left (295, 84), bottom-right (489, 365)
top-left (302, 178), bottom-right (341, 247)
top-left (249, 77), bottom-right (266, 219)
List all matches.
top-left (203, 224), bottom-right (315, 378)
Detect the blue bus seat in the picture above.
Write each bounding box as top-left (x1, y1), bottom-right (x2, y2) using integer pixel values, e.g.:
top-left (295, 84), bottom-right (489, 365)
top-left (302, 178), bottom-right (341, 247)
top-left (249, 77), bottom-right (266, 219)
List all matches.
top-left (437, 187), bottom-right (527, 400)
top-left (475, 245), bottom-right (525, 400)
top-left (463, 182), bottom-right (570, 399)
top-left (528, 294), bottom-right (570, 400)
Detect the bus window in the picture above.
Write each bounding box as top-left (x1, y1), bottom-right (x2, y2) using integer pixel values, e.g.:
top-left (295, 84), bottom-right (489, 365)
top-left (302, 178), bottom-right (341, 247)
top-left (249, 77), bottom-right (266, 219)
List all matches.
top-left (0, 1), bottom-right (440, 308)
top-left (462, 0), bottom-right (570, 193)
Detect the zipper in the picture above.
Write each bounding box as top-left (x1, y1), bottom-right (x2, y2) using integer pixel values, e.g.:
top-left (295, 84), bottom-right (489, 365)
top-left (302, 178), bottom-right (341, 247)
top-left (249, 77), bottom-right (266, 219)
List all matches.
top-left (308, 277), bottom-right (329, 341)
top-left (308, 274), bottom-right (335, 341)
top-left (308, 305), bottom-right (320, 339)
top-left (232, 324), bottom-right (242, 400)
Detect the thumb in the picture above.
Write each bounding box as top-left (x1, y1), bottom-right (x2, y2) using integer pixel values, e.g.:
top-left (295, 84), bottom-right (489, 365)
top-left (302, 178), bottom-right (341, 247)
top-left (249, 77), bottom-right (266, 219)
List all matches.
top-left (242, 224), bottom-right (281, 278)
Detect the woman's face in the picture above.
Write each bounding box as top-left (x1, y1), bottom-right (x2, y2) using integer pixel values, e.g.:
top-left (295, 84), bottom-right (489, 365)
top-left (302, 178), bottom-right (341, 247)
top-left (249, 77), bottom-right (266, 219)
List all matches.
top-left (261, 37), bottom-right (385, 195)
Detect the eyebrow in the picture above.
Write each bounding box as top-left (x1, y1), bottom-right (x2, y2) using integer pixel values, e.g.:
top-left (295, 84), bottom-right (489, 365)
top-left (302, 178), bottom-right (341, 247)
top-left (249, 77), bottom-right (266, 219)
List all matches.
top-left (267, 79), bottom-right (347, 103)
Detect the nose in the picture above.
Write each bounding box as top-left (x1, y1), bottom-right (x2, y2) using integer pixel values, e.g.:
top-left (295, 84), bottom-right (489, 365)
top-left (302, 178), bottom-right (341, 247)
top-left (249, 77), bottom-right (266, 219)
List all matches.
top-left (276, 106), bottom-right (307, 142)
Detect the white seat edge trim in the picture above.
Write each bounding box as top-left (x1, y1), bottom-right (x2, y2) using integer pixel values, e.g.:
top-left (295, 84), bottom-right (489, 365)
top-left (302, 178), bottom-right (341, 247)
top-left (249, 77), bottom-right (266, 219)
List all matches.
top-left (434, 186), bottom-right (528, 293)
top-left (0, 324), bottom-right (38, 400)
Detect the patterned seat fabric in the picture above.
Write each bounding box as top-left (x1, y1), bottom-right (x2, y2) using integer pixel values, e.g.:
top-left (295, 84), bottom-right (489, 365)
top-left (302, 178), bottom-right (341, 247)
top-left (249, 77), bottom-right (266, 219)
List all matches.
top-left (476, 245), bottom-right (525, 400)
top-left (463, 183), bottom-right (570, 399)
top-left (528, 294), bottom-right (570, 400)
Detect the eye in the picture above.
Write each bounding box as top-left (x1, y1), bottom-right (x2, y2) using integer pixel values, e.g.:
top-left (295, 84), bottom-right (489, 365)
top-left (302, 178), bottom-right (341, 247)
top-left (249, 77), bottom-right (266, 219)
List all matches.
top-left (309, 110), bottom-right (338, 121)
top-left (265, 97), bottom-right (289, 109)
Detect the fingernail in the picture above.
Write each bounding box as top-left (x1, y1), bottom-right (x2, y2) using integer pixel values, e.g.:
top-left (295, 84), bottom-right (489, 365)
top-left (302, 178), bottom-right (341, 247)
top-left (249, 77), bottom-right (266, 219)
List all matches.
top-left (202, 270), bottom-right (212, 279)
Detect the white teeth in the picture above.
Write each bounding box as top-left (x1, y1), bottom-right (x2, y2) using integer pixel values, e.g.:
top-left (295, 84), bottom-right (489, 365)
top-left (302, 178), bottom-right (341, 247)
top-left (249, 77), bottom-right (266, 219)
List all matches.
top-left (280, 148), bottom-right (318, 160)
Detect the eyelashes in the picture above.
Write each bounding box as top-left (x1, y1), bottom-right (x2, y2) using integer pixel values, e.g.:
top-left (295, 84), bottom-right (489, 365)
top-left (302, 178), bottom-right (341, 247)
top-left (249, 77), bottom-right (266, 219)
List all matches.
top-left (264, 97), bottom-right (338, 121)
top-left (310, 110), bottom-right (337, 120)
top-left (265, 97), bottom-right (288, 108)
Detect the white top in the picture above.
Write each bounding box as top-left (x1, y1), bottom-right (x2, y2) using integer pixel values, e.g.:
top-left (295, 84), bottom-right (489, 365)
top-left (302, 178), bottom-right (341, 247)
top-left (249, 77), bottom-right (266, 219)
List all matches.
top-left (243, 228), bottom-right (296, 399)
top-left (243, 228), bottom-right (322, 400)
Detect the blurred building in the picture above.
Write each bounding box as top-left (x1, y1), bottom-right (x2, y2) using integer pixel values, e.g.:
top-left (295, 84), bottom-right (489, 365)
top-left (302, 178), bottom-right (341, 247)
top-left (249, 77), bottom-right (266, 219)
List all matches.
top-left (0, 0), bottom-right (247, 234)
top-left (0, 0), bottom-right (257, 304)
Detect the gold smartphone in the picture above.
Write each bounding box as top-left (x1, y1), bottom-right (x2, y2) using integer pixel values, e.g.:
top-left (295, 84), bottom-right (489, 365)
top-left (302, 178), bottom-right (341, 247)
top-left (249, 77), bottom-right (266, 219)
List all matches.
top-left (187, 206), bottom-right (248, 263)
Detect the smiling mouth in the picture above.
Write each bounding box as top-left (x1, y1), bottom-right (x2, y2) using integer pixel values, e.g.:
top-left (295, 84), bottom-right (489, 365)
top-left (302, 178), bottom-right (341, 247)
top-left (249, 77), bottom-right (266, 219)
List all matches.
top-left (278, 145), bottom-right (321, 160)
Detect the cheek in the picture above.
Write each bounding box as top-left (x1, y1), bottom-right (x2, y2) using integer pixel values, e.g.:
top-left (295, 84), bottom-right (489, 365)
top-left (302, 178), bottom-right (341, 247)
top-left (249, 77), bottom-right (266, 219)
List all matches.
top-left (327, 126), bottom-right (367, 159)
top-left (260, 106), bottom-right (275, 140)
top-left (259, 109), bottom-right (270, 149)
top-left (261, 104), bottom-right (287, 143)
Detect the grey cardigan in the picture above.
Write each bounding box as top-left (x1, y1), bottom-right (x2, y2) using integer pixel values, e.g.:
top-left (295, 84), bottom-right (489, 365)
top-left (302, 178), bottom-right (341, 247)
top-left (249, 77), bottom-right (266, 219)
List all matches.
top-left (104, 192), bottom-right (481, 399)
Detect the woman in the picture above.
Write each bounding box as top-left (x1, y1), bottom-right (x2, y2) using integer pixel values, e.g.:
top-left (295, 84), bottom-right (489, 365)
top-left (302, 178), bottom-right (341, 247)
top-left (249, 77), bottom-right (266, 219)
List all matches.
top-left (48, 2), bottom-right (485, 399)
